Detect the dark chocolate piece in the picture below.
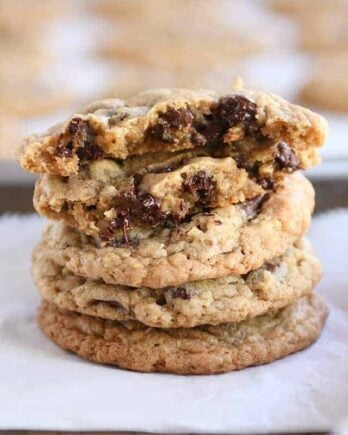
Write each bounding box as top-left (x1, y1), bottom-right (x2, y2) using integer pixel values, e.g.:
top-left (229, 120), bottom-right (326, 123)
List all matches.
top-left (182, 170), bottom-right (216, 208)
top-left (240, 195), bottom-right (265, 217)
top-left (166, 287), bottom-right (191, 300)
top-left (274, 141), bottom-right (301, 172)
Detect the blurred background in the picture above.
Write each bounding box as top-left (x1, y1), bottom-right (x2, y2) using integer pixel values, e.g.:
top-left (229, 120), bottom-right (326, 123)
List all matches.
top-left (1, 0), bottom-right (348, 214)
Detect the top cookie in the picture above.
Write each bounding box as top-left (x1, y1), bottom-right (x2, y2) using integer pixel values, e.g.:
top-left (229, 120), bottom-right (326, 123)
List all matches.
top-left (19, 88), bottom-right (328, 177)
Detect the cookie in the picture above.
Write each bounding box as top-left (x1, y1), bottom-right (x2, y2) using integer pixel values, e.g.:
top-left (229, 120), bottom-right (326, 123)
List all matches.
top-left (269, 0), bottom-right (345, 16)
top-left (38, 294), bottom-right (328, 374)
top-left (19, 88), bottom-right (328, 177)
top-left (95, 0), bottom-right (259, 68)
top-left (0, 42), bottom-right (44, 85)
top-left (37, 173), bottom-right (314, 288)
top-left (33, 152), bottom-right (267, 241)
top-left (299, 11), bottom-right (348, 52)
top-left (0, 87), bottom-right (72, 119)
top-left (299, 54), bottom-right (348, 112)
top-left (33, 240), bottom-right (322, 328)
top-left (0, 0), bottom-right (65, 44)
top-left (93, 0), bottom-right (218, 23)
top-left (98, 27), bottom-right (259, 73)
top-left (0, 118), bottom-right (21, 160)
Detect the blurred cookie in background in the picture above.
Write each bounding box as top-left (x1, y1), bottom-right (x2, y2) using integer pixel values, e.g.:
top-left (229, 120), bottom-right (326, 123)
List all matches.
top-left (299, 10), bottom-right (348, 52)
top-left (0, 0), bottom-right (67, 44)
top-left (0, 118), bottom-right (22, 161)
top-left (268, 0), bottom-right (347, 16)
top-left (299, 54), bottom-right (348, 112)
top-left (106, 68), bottom-right (189, 100)
top-left (97, 25), bottom-right (260, 75)
top-left (95, 0), bottom-right (262, 76)
top-left (93, 0), bottom-right (219, 24)
top-left (106, 64), bottom-right (244, 99)
top-left (0, 42), bottom-right (46, 84)
top-left (0, 85), bottom-right (72, 119)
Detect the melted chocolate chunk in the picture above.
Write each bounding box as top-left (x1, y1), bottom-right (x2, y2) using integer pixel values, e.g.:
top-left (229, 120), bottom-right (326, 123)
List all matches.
top-left (193, 96), bottom-right (258, 145)
top-left (214, 95), bottom-right (257, 127)
top-left (155, 295), bottom-right (167, 306)
top-left (161, 107), bottom-right (194, 128)
top-left (100, 181), bottom-right (178, 243)
top-left (147, 108), bottom-right (194, 142)
top-left (147, 97), bottom-right (258, 146)
top-left (67, 117), bottom-right (84, 135)
top-left (54, 117), bottom-right (103, 163)
top-left (274, 141), bottom-right (301, 172)
top-left (166, 287), bottom-right (191, 300)
top-left (55, 139), bottom-right (73, 158)
top-left (148, 123), bottom-right (174, 143)
top-left (240, 195), bottom-right (265, 217)
top-left (77, 142), bottom-right (103, 161)
top-left (194, 116), bottom-right (224, 144)
top-left (182, 170), bottom-right (216, 208)
top-left (259, 177), bottom-right (274, 190)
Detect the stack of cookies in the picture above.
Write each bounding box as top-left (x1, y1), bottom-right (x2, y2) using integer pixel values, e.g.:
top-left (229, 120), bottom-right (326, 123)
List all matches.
top-left (19, 88), bottom-right (328, 374)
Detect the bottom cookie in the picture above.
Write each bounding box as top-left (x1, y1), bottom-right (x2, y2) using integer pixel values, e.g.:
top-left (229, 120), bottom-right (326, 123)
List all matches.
top-left (38, 295), bottom-right (328, 375)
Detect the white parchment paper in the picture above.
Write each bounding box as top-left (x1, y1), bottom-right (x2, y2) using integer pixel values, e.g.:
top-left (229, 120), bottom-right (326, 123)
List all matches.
top-left (0, 211), bottom-right (347, 433)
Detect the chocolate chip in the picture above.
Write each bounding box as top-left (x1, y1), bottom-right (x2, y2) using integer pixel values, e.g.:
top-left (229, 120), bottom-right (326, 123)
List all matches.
top-left (161, 108), bottom-right (194, 128)
top-left (77, 142), bottom-right (103, 161)
top-left (192, 96), bottom-right (258, 147)
top-left (147, 123), bottom-right (175, 143)
top-left (166, 287), bottom-right (191, 300)
top-left (100, 180), bottom-right (179, 243)
top-left (54, 117), bottom-right (104, 163)
top-left (182, 170), bottom-right (216, 208)
top-left (274, 141), bottom-right (301, 172)
top-left (67, 117), bottom-right (84, 135)
top-left (214, 95), bottom-right (257, 127)
top-left (259, 177), bottom-right (274, 190)
top-left (55, 138), bottom-right (73, 158)
top-left (155, 296), bottom-right (167, 306)
top-left (240, 195), bottom-right (265, 217)
top-left (194, 117), bottom-right (224, 144)
top-left (147, 108), bottom-right (194, 142)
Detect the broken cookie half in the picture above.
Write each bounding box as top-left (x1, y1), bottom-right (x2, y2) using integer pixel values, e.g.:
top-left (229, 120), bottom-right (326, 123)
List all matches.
top-left (20, 88), bottom-right (327, 177)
